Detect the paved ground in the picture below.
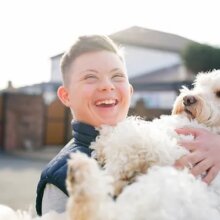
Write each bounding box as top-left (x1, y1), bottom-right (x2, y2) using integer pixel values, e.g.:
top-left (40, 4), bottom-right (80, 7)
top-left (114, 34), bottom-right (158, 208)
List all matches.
top-left (0, 148), bottom-right (60, 214)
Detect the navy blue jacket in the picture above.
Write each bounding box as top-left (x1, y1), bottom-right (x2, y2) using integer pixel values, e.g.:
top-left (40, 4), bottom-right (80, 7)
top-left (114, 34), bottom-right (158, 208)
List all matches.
top-left (36, 121), bottom-right (99, 216)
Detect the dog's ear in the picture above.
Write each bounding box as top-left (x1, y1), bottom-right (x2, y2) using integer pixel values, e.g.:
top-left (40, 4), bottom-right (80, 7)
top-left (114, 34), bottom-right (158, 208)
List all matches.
top-left (66, 152), bottom-right (93, 196)
top-left (172, 96), bottom-right (184, 115)
top-left (172, 86), bottom-right (190, 115)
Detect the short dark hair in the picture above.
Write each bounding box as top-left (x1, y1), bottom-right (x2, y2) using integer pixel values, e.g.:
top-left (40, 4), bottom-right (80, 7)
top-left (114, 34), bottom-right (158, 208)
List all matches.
top-left (60, 35), bottom-right (123, 85)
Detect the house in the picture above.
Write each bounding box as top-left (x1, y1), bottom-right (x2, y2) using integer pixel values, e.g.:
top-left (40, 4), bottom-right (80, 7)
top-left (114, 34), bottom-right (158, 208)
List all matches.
top-left (50, 26), bottom-right (196, 110)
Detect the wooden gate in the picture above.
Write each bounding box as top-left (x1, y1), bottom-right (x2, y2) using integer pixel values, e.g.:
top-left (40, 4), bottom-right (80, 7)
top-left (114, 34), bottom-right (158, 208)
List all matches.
top-left (44, 99), bottom-right (72, 146)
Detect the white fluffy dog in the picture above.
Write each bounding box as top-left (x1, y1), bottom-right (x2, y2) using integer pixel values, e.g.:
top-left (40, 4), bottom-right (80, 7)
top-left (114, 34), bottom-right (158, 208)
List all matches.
top-left (79, 69), bottom-right (220, 220)
top-left (1, 70), bottom-right (220, 220)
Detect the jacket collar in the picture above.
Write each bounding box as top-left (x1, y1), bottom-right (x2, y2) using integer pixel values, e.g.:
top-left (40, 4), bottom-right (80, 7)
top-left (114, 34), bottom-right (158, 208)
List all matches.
top-left (72, 121), bottom-right (99, 147)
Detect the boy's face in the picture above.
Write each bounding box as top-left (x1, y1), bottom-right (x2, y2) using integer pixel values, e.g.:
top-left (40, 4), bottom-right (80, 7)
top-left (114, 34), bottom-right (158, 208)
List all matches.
top-left (58, 51), bottom-right (133, 127)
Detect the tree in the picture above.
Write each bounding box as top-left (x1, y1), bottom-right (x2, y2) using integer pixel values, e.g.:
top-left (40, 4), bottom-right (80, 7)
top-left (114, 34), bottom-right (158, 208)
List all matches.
top-left (182, 42), bottom-right (220, 74)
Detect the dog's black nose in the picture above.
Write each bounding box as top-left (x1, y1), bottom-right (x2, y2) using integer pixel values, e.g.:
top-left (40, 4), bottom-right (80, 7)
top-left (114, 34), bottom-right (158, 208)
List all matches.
top-left (183, 95), bottom-right (197, 106)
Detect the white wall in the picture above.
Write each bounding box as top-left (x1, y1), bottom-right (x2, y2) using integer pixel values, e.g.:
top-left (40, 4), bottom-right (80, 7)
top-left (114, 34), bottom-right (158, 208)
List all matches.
top-left (122, 44), bottom-right (181, 78)
top-left (50, 55), bottom-right (62, 82)
top-left (131, 90), bottom-right (177, 109)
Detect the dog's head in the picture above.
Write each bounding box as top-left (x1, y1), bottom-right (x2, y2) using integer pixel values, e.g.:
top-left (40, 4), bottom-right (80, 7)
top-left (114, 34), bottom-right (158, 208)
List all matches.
top-left (172, 70), bottom-right (220, 127)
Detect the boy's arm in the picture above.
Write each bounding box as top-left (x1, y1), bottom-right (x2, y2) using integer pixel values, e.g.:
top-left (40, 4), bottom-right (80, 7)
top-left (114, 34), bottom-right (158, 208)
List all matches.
top-left (41, 183), bottom-right (68, 215)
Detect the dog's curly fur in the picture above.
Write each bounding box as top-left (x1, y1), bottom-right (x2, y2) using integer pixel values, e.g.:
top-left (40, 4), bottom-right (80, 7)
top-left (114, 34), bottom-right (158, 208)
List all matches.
top-left (1, 70), bottom-right (220, 220)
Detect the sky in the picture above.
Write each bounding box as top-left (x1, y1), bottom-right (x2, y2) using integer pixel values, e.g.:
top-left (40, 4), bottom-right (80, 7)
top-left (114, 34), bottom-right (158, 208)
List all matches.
top-left (0, 0), bottom-right (220, 90)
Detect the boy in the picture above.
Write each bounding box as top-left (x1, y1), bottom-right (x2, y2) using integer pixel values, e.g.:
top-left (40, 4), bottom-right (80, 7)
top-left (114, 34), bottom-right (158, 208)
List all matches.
top-left (36, 35), bottom-right (133, 215)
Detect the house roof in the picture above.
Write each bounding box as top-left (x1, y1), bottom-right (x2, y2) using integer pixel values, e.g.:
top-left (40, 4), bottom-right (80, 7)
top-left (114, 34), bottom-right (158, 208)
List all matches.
top-left (51, 26), bottom-right (195, 59)
top-left (130, 64), bottom-right (195, 91)
top-left (109, 26), bottom-right (195, 53)
top-left (17, 82), bottom-right (61, 94)
top-left (130, 64), bottom-right (182, 83)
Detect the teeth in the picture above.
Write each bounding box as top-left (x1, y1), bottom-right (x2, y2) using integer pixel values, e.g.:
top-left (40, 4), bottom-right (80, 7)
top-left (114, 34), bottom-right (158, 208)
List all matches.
top-left (96, 99), bottom-right (116, 105)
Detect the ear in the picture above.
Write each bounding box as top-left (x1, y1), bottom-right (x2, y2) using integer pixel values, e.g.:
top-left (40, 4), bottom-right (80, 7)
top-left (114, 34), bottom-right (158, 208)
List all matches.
top-left (172, 96), bottom-right (184, 115)
top-left (57, 86), bottom-right (71, 107)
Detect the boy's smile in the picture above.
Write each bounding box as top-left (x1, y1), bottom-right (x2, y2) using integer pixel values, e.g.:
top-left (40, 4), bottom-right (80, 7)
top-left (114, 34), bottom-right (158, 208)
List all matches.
top-left (58, 51), bottom-right (133, 127)
top-left (94, 97), bottom-right (119, 116)
top-left (95, 98), bottom-right (118, 107)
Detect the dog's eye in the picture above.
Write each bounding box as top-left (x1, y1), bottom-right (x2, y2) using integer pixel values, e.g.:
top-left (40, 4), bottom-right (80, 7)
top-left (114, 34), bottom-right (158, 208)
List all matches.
top-left (216, 91), bottom-right (220, 98)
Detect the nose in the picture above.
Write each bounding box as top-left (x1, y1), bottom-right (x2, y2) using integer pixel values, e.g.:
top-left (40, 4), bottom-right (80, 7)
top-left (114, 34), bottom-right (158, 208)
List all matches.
top-left (98, 78), bottom-right (115, 91)
top-left (183, 95), bottom-right (197, 106)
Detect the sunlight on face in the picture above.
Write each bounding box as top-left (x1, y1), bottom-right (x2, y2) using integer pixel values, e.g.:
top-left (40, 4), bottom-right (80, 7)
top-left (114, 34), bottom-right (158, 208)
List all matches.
top-left (65, 51), bottom-right (133, 127)
top-left (63, 51), bottom-right (131, 126)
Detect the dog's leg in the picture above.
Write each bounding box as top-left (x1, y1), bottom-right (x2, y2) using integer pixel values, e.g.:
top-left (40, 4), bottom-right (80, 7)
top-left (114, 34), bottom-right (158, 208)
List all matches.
top-left (66, 153), bottom-right (114, 220)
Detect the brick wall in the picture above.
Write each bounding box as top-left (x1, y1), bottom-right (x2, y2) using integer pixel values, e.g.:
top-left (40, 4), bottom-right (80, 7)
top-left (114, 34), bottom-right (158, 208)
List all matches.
top-left (3, 93), bottom-right (44, 150)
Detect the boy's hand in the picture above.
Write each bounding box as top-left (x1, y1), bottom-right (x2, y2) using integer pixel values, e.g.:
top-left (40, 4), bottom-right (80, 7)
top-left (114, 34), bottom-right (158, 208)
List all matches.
top-left (174, 127), bottom-right (220, 184)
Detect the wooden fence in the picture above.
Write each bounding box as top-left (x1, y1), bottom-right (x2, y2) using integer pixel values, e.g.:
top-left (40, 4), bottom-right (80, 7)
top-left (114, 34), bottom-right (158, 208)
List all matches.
top-left (0, 92), bottom-right (171, 151)
top-left (44, 99), bottom-right (72, 146)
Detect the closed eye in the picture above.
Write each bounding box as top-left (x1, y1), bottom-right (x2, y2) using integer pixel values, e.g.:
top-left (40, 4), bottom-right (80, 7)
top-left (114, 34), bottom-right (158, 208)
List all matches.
top-left (84, 74), bottom-right (97, 79)
top-left (84, 74), bottom-right (98, 83)
top-left (112, 73), bottom-right (125, 80)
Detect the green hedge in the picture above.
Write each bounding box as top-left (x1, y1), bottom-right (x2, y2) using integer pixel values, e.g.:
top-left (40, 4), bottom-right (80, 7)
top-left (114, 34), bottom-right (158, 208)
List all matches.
top-left (182, 43), bottom-right (220, 73)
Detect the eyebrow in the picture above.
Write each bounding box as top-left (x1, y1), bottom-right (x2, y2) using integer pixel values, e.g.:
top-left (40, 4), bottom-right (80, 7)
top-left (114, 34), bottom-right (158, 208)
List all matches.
top-left (79, 69), bottom-right (98, 75)
top-left (110, 68), bottom-right (123, 73)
